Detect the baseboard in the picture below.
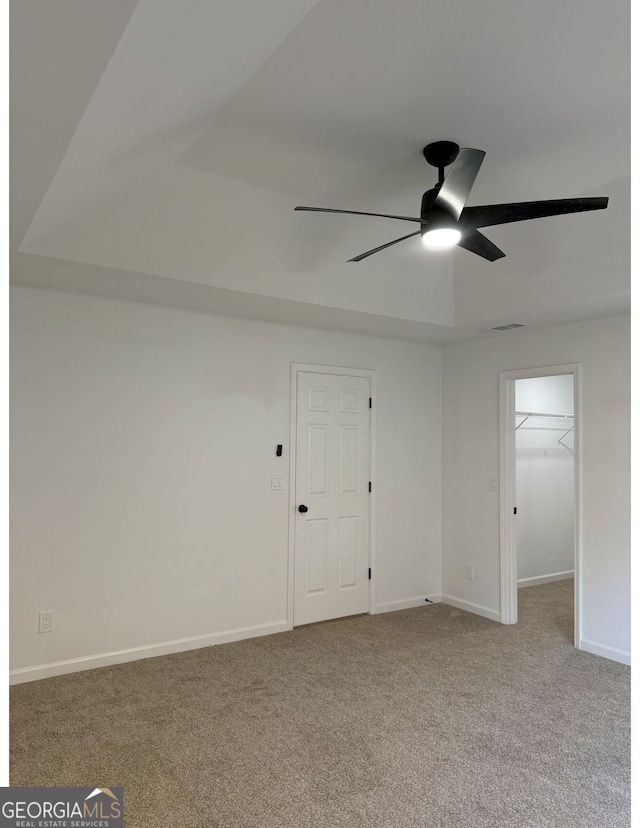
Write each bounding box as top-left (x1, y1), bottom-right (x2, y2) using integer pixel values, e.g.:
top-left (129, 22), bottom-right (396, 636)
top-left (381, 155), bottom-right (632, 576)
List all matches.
top-left (440, 594), bottom-right (501, 623)
top-left (9, 620), bottom-right (290, 685)
top-left (579, 638), bottom-right (630, 666)
top-left (517, 570), bottom-right (574, 589)
top-left (375, 594), bottom-right (441, 614)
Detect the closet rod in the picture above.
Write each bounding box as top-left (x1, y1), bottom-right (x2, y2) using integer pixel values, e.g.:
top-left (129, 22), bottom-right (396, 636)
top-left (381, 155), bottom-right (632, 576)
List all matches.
top-left (515, 411), bottom-right (573, 419)
top-left (516, 425), bottom-right (572, 431)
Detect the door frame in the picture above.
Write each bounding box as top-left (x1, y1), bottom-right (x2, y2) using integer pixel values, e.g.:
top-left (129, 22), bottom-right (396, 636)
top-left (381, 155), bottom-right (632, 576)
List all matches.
top-left (498, 362), bottom-right (582, 646)
top-left (287, 363), bottom-right (377, 629)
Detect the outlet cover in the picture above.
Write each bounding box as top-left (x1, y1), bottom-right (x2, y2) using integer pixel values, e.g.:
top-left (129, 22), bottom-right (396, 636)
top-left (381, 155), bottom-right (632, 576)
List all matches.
top-left (39, 612), bottom-right (53, 633)
top-left (465, 565), bottom-right (475, 581)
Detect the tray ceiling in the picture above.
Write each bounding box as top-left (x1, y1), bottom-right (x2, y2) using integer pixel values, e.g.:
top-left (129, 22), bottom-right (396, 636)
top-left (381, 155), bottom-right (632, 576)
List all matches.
top-left (11, 0), bottom-right (630, 342)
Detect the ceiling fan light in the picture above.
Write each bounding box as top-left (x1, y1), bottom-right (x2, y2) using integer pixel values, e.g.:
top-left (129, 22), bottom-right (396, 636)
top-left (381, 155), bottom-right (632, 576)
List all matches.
top-left (421, 227), bottom-right (462, 248)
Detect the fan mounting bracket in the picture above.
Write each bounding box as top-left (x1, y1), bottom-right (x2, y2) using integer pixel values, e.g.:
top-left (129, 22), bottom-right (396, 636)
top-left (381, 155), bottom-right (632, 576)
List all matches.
top-left (423, 141), bottom-right (460, 169)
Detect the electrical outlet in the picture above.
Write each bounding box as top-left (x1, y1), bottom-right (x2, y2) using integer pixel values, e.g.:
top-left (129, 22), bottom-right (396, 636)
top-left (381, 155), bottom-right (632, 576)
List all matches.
top-left (465, 565), bottom-right (475, 581)
top-left (39, 612), bottom-right (53, 634)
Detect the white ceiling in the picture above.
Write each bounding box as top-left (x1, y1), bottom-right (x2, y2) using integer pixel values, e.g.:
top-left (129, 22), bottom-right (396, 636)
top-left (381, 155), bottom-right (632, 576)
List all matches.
top-left (11, 0), bottom-right (630, 343)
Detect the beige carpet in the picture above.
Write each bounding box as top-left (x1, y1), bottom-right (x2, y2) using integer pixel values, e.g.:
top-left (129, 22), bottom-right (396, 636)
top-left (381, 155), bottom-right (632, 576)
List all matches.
top-left (10, 580), bottom-right (629, 827)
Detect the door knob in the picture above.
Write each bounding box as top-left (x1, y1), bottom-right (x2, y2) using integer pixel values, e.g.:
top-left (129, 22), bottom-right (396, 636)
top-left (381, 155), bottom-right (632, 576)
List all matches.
top-left (298, 504), bottom-right (308, 513)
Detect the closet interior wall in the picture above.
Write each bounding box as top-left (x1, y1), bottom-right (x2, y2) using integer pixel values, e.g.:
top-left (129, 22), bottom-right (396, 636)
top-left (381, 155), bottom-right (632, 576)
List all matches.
top-left (515, 376), bottom-right (575, 587)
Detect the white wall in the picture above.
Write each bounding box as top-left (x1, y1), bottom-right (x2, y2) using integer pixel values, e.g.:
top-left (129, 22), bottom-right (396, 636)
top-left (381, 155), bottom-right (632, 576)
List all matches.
top-left (442, 314), bottom-right (630, 662)
top-left (10, 286), bottom-right (442, 681)
top-left (515, 376), bottom-right (574, 584)
top-left (516, 375), bottom-right (575, 417)
top-left (10, 287), bottom-right (631, 678)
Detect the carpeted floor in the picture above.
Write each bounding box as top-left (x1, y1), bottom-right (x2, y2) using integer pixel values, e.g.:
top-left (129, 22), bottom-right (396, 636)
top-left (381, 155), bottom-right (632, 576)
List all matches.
top-left (10, 580), bottom-right (629, 827)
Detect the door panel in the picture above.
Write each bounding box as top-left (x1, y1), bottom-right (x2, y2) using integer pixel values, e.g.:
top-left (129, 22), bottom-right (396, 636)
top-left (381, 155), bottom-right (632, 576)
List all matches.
top-left (339, 425), bottom-right (359, 493)
top-left (294, 371), bottom-right (371, 626)
top-left (307, 425), bottom-right (329, 495)
top-left (338, 516), bottom-right (359, 589)
top-left (305, 519), bottom-right (328, 595)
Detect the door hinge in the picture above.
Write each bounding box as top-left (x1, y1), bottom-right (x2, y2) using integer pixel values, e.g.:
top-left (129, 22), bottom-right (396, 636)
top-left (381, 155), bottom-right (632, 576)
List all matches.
top-left (368, 481), bottom-right (372, 493)
top-left (368, 568), bottom-right (372, 580)
top-left (513, 507), bottom-right (518, 515)
top-left (369, 397), bottom-right (372, 408)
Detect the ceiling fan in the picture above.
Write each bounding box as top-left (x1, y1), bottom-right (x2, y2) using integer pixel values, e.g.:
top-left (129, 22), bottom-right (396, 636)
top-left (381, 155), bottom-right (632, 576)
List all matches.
top-left (294, 141), bottom-right (609, 262)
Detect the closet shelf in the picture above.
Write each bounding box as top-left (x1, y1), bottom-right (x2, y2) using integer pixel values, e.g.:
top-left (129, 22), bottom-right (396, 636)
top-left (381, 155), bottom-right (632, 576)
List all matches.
top-left (515, 411), bottom-right (574, 430)
top-left (515, 411), bottom-right (575, 449)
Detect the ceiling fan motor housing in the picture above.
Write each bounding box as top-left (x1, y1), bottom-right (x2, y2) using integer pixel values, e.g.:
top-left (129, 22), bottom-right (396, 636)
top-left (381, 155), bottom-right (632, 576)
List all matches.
top-left (421, 188), bottom-right (459, 232)
top-left (421, 188), bottom-right (439, 216)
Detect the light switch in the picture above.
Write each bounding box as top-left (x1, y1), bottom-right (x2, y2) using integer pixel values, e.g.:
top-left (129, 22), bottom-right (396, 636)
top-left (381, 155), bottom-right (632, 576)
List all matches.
top-left (271, 476), bottom-right (285, 490)
top-left (489, 476), bottom-right (498, 492)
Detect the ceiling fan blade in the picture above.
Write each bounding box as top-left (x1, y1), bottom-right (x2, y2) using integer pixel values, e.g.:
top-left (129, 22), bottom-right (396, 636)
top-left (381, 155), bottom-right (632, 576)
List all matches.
top-left (457, 230), bottom-right (506, 262)
top-left (433, 148), bottom-right (486, 220)
top-left (348, 231), bottom-right (421, 262)
top-left (463, 197), bottom-right (609, 228)
top-left (295, 206), bottom-right (423, 223)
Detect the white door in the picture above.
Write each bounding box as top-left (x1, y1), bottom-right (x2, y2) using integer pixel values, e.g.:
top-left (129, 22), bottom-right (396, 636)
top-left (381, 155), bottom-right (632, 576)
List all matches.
top-left (293, 371), bottom-right (371, 626)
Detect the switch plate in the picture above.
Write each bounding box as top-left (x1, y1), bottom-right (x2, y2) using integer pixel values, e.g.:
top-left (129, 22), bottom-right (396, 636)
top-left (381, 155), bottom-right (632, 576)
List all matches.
top-left (271, 476), bottom-right (285, 490)
top-left (489, 476), bottom-right (498, 491)
top-left (465, 565), bottom-right (474, 581)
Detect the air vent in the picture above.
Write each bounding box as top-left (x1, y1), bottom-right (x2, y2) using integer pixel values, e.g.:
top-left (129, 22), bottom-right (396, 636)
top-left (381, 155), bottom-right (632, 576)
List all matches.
top-left (491, 323), bottom-right (526, 331)
top-left (475, 323), bottom-right (527, 334)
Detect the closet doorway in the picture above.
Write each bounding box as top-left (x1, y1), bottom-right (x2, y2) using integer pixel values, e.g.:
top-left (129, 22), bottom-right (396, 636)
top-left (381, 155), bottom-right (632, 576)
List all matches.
top-left (499, 364), bottom-right (581, 647)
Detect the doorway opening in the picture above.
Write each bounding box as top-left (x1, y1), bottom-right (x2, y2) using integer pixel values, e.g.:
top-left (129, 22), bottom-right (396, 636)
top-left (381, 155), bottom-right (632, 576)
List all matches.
top-left (499, 364), bottom-right (581, 647)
